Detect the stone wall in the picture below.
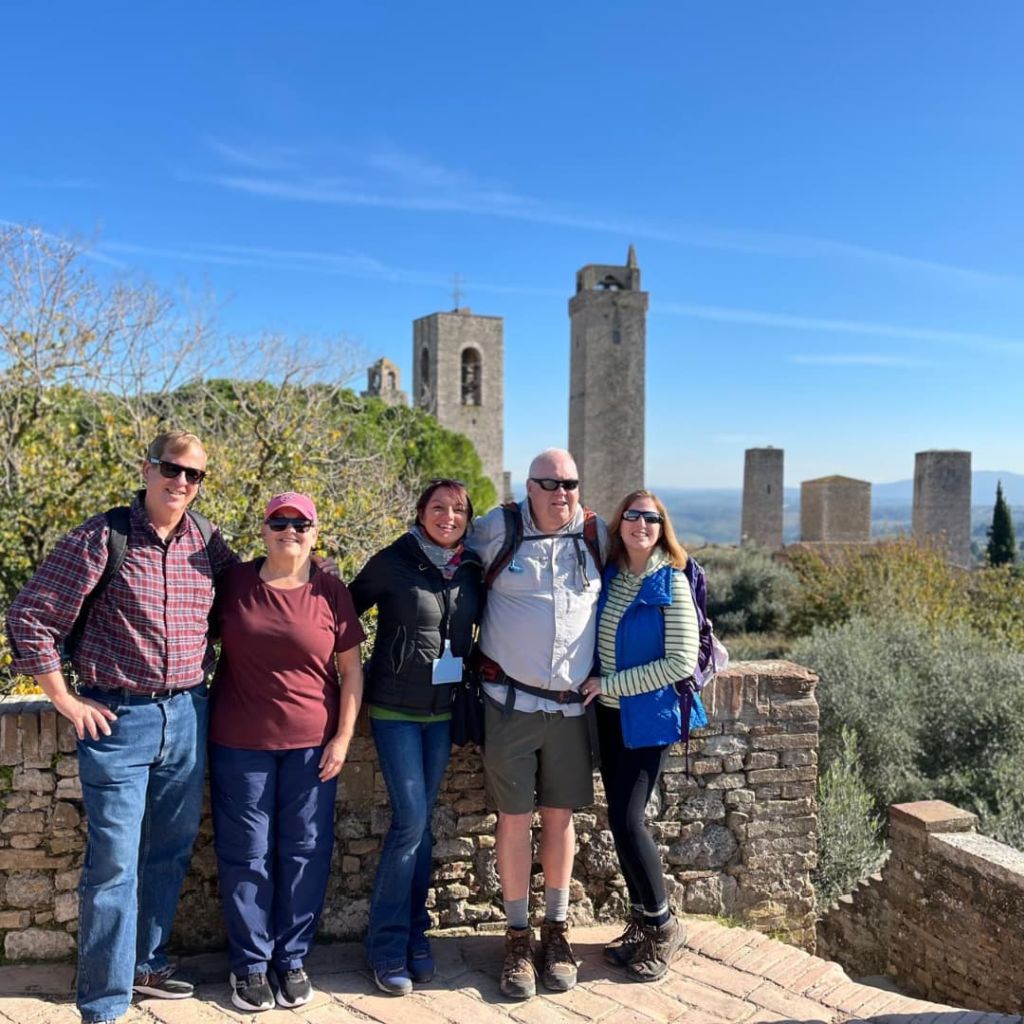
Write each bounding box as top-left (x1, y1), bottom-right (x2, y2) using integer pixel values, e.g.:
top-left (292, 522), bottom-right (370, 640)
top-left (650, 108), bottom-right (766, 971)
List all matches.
top-left (0, 660), bottom-right (819, 962)
top-left (818, 800), bottom-right (1024, 1015)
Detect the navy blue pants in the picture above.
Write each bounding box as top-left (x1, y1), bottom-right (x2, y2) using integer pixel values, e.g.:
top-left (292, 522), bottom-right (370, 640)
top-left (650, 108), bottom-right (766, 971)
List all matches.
top-left (210, 743), bottom-right (337, 976)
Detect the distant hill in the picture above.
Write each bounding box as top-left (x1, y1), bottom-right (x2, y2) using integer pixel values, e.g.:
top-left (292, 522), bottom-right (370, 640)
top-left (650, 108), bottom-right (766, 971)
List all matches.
top-left (655, 471), bottom-right (1024, 548)
top-left (873, 470), bottom-right (1024, 505)
top-left (506, 472), bottom-right (1024, 548)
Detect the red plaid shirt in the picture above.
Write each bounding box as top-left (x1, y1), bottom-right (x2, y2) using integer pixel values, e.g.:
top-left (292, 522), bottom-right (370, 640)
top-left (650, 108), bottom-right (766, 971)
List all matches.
top-left (8, 493), bottom-right (237, 692)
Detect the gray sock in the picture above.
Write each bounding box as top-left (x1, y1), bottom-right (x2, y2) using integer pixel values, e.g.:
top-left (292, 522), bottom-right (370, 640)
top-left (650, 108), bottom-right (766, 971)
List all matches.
top-left (504, 897), bottom-right (529, 930)
top-left (544, 886), bottom-right (569, 923)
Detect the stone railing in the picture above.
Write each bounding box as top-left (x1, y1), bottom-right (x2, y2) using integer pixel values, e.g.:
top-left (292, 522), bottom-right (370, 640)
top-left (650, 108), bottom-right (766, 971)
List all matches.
top-left (817, 800), bottom-right (1024, 1015)
top-left (0, 660), bottom-right (819, 961)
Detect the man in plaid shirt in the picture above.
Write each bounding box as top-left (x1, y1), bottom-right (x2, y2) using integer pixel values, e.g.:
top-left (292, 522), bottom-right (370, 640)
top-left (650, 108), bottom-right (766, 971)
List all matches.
top-left (7, 430), bottom-right (236, 1024)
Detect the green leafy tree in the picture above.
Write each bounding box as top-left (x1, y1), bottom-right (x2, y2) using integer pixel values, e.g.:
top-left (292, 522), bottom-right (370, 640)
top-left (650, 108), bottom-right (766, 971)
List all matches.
top-left (986, 481), bottom-right (1017, 567)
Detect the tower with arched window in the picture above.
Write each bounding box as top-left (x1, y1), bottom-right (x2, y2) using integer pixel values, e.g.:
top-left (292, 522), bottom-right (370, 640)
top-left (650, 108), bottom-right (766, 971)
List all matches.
top-left (568, 246), bottom-right (648, 518)
top-left (412, 307), bottom-right (506, 503)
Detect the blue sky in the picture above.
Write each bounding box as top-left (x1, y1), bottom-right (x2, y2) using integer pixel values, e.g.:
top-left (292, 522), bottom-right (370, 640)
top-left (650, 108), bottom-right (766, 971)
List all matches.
top-left (3, 3), bottom-right (1022, 488)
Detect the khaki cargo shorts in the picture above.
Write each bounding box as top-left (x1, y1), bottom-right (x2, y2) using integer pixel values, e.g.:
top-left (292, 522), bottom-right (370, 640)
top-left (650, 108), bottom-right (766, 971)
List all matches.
top-left (483, 698), bottom-right (594, 814)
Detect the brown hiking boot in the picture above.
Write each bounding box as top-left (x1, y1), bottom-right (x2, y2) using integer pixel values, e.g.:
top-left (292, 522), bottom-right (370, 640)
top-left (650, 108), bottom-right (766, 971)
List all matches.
top-left (539, 919), bottom-right (578, 992)
top-left (627, 916), bottom-right (686, 982)
top-left (603, 911), bottom-right (645, 967)
top-left (500, 926), bottom-right (536, 999)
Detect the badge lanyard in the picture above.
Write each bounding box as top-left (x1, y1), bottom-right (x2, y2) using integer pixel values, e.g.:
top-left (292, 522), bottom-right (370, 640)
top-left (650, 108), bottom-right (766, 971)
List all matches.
top-left (431, 576), bottom-right (464, 685)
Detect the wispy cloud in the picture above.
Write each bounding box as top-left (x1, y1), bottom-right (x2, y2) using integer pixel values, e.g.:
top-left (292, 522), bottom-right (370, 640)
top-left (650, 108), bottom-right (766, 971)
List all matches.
top-left (789, 353), bottom-right (929, 368)
top-left (658, 302), bottom-right (1024, 355)
top-left (204, 136), bottom-right (301, 173)
top-left (195, 140), bottom-right (1017, 291)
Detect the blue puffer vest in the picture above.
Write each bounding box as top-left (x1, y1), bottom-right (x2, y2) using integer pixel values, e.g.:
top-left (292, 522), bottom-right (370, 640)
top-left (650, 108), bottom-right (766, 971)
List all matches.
top-left (598, 562), bottom-right (705, 749)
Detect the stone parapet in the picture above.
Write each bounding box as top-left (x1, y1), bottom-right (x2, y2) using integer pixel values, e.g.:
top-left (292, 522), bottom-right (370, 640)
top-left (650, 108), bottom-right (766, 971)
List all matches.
top-left (0, 660), bottom-right (819, 962)
top-left (818, 799), bottom-right (1024, 1014)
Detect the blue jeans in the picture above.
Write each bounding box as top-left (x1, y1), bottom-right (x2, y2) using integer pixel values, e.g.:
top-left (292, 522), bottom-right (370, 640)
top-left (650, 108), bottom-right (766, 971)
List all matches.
top-left (76, 685), bottom-right (208, 1024)
top-left (367, 717), bottom-right (451, 972)
top-left (210, 743), bottom-right (337, 977)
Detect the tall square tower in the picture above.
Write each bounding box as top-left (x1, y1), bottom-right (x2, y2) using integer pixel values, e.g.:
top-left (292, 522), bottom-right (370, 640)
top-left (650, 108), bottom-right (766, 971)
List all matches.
top-left (568, 246), bottom-right (648, 519)
top-left (413, 308), bottom-right (505, 501)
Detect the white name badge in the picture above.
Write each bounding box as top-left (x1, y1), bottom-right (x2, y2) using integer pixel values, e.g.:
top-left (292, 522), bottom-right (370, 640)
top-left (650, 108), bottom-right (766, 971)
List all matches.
top-left (432, 640), bottom-right (464, 685)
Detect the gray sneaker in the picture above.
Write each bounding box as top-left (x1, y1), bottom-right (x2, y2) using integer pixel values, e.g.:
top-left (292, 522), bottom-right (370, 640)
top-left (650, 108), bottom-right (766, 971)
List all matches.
top-left (276, 967), bottom-right (313, 1007)
top-left (230, 971), bottom-right (275, 1011)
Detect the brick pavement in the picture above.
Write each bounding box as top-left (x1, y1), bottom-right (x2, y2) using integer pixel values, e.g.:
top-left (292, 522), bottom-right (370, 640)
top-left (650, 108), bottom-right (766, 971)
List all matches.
top-left (0, 920), bottom-right (1019, 1024)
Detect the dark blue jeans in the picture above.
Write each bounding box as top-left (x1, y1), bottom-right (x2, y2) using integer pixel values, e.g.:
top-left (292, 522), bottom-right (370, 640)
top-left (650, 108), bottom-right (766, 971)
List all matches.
top-left (76, 685), bottom-right (208, 1024)
top-left (366, 717), bottom-right (451, 972)
top-left (210, 744), bottom-right (337, 977)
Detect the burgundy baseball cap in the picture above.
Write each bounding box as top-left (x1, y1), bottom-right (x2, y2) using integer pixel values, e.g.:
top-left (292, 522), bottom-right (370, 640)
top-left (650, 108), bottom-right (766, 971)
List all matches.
top-left (264, 491), bottom-right (317, 523)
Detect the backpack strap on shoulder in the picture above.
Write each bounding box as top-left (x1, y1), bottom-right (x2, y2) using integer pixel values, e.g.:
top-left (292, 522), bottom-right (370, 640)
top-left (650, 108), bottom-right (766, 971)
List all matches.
top-left (484, 502), bottom-right (523, 589)
top-left (581, 507), bottom-right (604, 576)
top-left (64, 505), bottom-right (130, 661)
top-left (186, 508), bottom-right (214, 548)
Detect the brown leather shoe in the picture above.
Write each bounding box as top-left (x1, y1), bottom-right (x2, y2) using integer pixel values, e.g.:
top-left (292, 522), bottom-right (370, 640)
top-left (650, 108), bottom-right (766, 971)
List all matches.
top-left (539, 919), bottom-right (578, 992)
top-left (627, 916), bottom-right (686, 982)
top-left (500, 926), bottom-right (536, 999)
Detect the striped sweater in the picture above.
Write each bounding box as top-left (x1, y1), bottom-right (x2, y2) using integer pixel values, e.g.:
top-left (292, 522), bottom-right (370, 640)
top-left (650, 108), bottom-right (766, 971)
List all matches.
top-left (596, 552), bottom-right (700, 707)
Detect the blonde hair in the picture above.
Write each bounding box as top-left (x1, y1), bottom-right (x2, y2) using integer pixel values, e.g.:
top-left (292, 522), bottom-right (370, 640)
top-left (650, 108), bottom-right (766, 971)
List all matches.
top-left (606, 489), bottom-right (688, 570)
top-left (147, 431), bottom-right (206, 461)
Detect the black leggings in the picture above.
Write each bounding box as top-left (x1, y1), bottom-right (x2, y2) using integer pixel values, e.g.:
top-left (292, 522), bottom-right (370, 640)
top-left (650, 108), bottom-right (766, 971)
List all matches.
top-left (596, 702), bottom-right (670, 915)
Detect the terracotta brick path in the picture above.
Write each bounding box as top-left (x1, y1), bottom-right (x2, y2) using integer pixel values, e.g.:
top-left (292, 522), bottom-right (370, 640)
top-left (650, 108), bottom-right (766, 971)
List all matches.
top-left (0, 920), bottom-right (1019, 1024)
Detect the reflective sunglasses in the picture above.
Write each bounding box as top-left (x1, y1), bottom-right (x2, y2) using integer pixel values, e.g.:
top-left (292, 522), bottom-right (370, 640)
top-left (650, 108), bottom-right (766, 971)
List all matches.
top-left (147, 457), bottom-right (206, 485)
top-left (530, 477), bottom-right (579, 492)
top-left (266, 517), bottom-right (315, 533)
top-left (622, 509), bottom-right (664, 524)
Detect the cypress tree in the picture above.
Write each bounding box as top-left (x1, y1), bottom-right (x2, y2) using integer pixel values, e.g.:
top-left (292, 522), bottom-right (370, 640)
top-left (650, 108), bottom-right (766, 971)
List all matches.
top-left (986, 481), bottom-right (1017, 567)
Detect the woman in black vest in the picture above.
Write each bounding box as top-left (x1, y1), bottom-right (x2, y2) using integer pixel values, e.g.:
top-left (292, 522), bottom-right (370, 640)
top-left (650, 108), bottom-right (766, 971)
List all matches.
top-left (349, 479), bottom-right (483, 996)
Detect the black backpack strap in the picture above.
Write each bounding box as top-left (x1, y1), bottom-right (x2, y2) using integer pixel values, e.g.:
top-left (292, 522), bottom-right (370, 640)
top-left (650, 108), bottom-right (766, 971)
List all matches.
top-left (186, 509), bottom-right (214, 548)
top-left (581, 508), bottom-right (604, 576)
top-left (484, 503), bottom-right (523, 589)
top-left (64, 506), bottom-right (130, 661)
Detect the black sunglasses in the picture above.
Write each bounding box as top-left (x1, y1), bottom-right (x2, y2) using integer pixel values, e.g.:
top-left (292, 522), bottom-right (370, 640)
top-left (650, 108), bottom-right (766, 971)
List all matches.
top-left (266, 517), bottom-right (315, 533)
top-left (530, 477), bottom-right (579, 492)
top-left (622, 509), bottom-right (663, 524)
top-left (148, 457), bottom-right (206, 485)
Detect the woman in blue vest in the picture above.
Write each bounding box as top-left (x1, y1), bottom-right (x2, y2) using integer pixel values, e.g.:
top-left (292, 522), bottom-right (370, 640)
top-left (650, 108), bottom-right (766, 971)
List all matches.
top-left (580, 489), bottom-right (701, 982)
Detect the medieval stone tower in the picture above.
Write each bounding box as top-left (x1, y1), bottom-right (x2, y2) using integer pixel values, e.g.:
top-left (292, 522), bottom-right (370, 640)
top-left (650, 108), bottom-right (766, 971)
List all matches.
top-left (361, 357), bottom-right (407, 407)
top-left (741, 447), bottom-right (784, 549)
top-left (412, 308), bottom-right (506, 502)
top-left (912, 449), bottom-right (972, 567)
top-left (568, 246), bottom-right (648, 519)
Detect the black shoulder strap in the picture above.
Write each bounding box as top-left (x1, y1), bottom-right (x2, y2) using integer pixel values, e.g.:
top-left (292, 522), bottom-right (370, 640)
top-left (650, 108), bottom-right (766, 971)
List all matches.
top-left (581, 508), bottom-right (604, 575)
top-left (187, 508), bottom-right (214, 548)
top-left (63, 505), bottom-right (130, 660)
top-left (484, 503), bottom-right (523, 589)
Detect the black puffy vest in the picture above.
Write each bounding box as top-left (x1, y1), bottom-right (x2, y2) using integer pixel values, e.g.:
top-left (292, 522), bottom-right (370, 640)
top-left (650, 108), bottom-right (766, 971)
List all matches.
top-left (349, 533), bottom-right (484, 715)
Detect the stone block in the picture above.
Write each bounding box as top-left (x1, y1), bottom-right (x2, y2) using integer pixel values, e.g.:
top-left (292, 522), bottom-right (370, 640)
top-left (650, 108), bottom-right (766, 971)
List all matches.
top-left (53, 892), bottom-right (78, 923)
top-left (55, 777), bottom-right (82, 799)
top-left (51, 803), bottom-right (80, 829)
top-left (0, 849), bottom-right (72, 870)
top-left (0, 712), bottom-right (21, 765)
top-left (9, 835), bottom-right (41, 850)
top-left (54, 869), bottom-right (80, 891)
top-left (890, 800), bottom-right (978, 834)
top-left (668, 824), bottom-right (739, 869)
top-left (4, 927), bottom-right (76, 962)
top-left (38, 711), bottom-right (58, 761)
top-left (1, 811), bottom-right (46, 834)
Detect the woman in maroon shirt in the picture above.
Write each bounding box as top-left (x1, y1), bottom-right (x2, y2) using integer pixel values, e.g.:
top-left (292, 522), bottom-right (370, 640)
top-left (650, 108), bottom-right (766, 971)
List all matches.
top-left (209, 492), bottom-right (364, 1013)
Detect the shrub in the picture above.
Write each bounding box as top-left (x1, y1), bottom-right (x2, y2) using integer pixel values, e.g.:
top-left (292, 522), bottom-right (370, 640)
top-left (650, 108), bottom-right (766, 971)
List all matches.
top-left (693, 544), bottom-right (797, 637)
top-left (784, 539), bottom-right (965, 639)
top-left (793, 612), bottom-right (1024, 842)
top-left (814, 727), bottom-right (885, 910)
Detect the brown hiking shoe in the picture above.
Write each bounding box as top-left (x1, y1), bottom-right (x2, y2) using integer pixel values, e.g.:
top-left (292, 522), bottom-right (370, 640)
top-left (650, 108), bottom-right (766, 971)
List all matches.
top-left (627, 916), bottom-right (686, 983)
top-left (603, 912), bottom-right (645, 967)
top-left (500, 926), bottom-right (536, 999)
top-left (539, 919), bottom-right (578, 992)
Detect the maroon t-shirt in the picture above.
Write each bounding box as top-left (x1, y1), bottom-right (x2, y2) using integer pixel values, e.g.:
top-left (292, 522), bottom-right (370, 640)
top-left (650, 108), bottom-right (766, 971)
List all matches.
top-left (209, 561), bottom-right (365, 750)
